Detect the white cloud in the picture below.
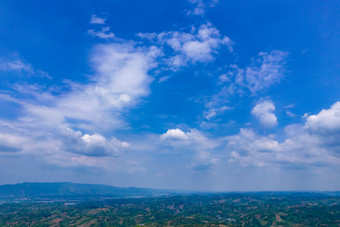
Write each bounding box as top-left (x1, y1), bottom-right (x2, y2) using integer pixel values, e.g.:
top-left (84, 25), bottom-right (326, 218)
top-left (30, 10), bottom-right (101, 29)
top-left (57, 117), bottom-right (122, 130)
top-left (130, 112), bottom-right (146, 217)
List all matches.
top-left (234, 50), bottom-right (288, 94)
top-left (188, 0), bottom-right (205, 15)
top-left (88, 27), bottom-right (114, 39)
top-left (219, 50), bottom-right (288, 95)
top-left (251, 100), bottom-right (278, 128)
top-left (286, 110), bottom-right (296, 117)
top-left (0, 58), bottom-right (51, 79)
top-left (304, 101), bottom-right (340, 151)
top-left (203, 106), bottom-right (232, 120)
top-left (0, 41), bottom-right (159, 168)
top-left (158, 75), bottom-right (171, 83)
top-left (218, 73), bottom-right (232, 83)
top-left (284, 104), bottom-right (296, 117)
top-left (227, 101), bottom-right (340, 168)
top-left (0, 59), bottom-right (33, 72)
top-left (161, 128), bottom-right (220, 170)
top-left (62, 128), bottom-right (129, 157)
top-left (48, 42), bottom-right (158, 131)
top-left (203, 50), bottom-right (287, 121)
top-left (187, 129), bottom-right (219, 171)
top-left (138, 23), bottom-right (233, 67)
top-left (161, 129), bottom-right (189, 140)
top-left (0, 132), bottom-right (27, 153)
top-left (285, 103), bottom-right (295, 109)
top-left (187, 0), bottom-right (219, 16)
top-left (305, 101), bottom-right (340, 135)
top-left (227, 127), bottom-right (339, 168)
top-left (12, 44), bottom-right (153, 133)
top-left (190, 150), bottom-right (219, 170)
top-left (90, 15), bottom-right (106, 24)
top-left (227, 129), bottom-right (278, 167)
top-left (88, 15), bottom-right (114, 39)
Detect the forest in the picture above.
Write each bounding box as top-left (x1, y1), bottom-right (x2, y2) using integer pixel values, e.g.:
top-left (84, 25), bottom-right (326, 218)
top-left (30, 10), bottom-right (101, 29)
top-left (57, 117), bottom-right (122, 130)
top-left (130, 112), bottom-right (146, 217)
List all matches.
top-left (0, 192), bottom-right (339, 226)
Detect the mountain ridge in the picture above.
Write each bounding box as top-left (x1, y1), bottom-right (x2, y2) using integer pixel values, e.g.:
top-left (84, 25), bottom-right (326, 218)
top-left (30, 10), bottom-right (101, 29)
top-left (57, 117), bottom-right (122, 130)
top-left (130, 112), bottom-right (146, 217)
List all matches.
top-left (0, 182), bottom-right (181, 200)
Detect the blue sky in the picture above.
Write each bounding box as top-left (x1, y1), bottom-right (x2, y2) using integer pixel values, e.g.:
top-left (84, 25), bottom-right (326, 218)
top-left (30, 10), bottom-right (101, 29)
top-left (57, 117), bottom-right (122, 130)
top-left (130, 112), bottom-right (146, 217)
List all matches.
top-left (0, 0), bottom-right (339, 191)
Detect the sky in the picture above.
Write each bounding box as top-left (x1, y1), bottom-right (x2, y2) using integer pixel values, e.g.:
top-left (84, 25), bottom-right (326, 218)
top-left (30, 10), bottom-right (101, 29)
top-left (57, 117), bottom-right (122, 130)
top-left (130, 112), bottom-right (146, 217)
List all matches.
top-left (0, 0), bottom-right (339, 191)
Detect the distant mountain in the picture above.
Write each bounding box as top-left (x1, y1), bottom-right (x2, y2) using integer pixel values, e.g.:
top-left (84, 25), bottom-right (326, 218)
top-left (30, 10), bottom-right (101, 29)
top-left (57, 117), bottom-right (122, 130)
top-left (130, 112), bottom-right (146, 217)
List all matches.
top-left (0, 182), bottom-right (178, 201)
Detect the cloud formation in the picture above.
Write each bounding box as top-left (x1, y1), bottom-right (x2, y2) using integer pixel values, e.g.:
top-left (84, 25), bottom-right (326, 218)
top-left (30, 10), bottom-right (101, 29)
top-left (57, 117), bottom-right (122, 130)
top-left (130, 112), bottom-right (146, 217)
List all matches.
top-left (306, 101), bottom-right (340, 135)
top-left (62, 128), bottom-right (129, 157)
top-left (88, 27), bottom-right (115, 39)
top-left (0, 10), bottom-right (338, 191)
top-left (187, 0), bottom-right (219, 16)
top-left (217, 50), bottom-right (288, 95)
top-left (161, 128), bottom-right (219, 170)
top-left (0, 58), bottom-right (51, 79)
top-left (90, 15), bottom-right (106, 24)
top-left (161, 129), bottom-right (189, 140)
top-left (88, 15), bottom-right (114, 39)
top-left (305, 101), bottom-right (340, 152)
top-left (0, 59), bottom-right (33, 73)
top-left (138, 23), bottom-right (233, 67)
top-left (228, 101), bottom-right (340, 168)
top-left (203, 50), bottom-right (288, 120)
top-left (233, 50), bottom-right (288, 94)
top-left (203, 106), bottom-right (232, 120)
top-left (0, 18), bottom-right (234, 172)
top-left (0, 132), bottom-right (26, 153)
top-left (0, 42), bottom-right (158, 168)
top-left (251, 100), bottom-right (278, 128)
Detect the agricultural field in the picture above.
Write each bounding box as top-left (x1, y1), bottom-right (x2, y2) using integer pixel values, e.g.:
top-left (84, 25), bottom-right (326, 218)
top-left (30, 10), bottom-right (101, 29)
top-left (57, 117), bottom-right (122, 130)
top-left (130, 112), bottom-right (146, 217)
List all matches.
top-left (0, 192), bottom-right (339, 226)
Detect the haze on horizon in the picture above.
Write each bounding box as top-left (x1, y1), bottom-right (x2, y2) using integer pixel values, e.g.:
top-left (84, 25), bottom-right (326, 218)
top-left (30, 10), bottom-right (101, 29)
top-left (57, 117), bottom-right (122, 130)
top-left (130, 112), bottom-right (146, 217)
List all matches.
top-left (0, 0), bottom-right (339, 191)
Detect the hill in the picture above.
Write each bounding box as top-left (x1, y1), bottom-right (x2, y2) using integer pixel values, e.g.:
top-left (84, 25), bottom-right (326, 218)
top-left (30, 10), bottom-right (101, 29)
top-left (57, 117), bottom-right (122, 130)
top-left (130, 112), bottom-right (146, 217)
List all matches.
top-left (0, 182), bottom-right (177, 201)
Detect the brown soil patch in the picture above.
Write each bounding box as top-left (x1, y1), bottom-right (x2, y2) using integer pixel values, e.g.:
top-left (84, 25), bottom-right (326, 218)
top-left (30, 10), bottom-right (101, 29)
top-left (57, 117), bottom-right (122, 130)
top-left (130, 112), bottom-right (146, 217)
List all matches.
top-left (78, 219), bottom-right (97, 227)
top-left (276, 214), bottom-right (283, 222)
top-left (87, 208), bottom-right (108, 215)
top-left (51, 218), bottom-right (63, 223)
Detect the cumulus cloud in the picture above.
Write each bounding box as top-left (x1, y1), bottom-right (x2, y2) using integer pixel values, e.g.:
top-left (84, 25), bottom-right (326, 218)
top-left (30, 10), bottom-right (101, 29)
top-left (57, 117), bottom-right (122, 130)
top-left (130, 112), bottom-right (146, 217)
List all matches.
top-left (161, 129), bottom-right (189, 140)
top-left (227, 128), bottom-right (339, 168)
top-left (161, 128), bottom-right (219, 170)
top-left (228, 101), bottom-right (340, 168)
top-left (2, 18), bottom-right (233, 171)
top-left (138, 23), bottom-right (233, 67)
top-left (251, 100), bottom-right (278, 128)
top-left (48, 43), bottom-right (157, 130)
top-left (62, 128), bottom-right (129, 157)
top-left (227, 129), bottom-right (279, 167)
top-left (0, 41), bottom-right (158, 168)
top-left (305, 101), bottom-right (340, 135)
top-left (90, 15), bottom-right (106, 24)
top-left (304, 101), bottom-right (340, 151)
